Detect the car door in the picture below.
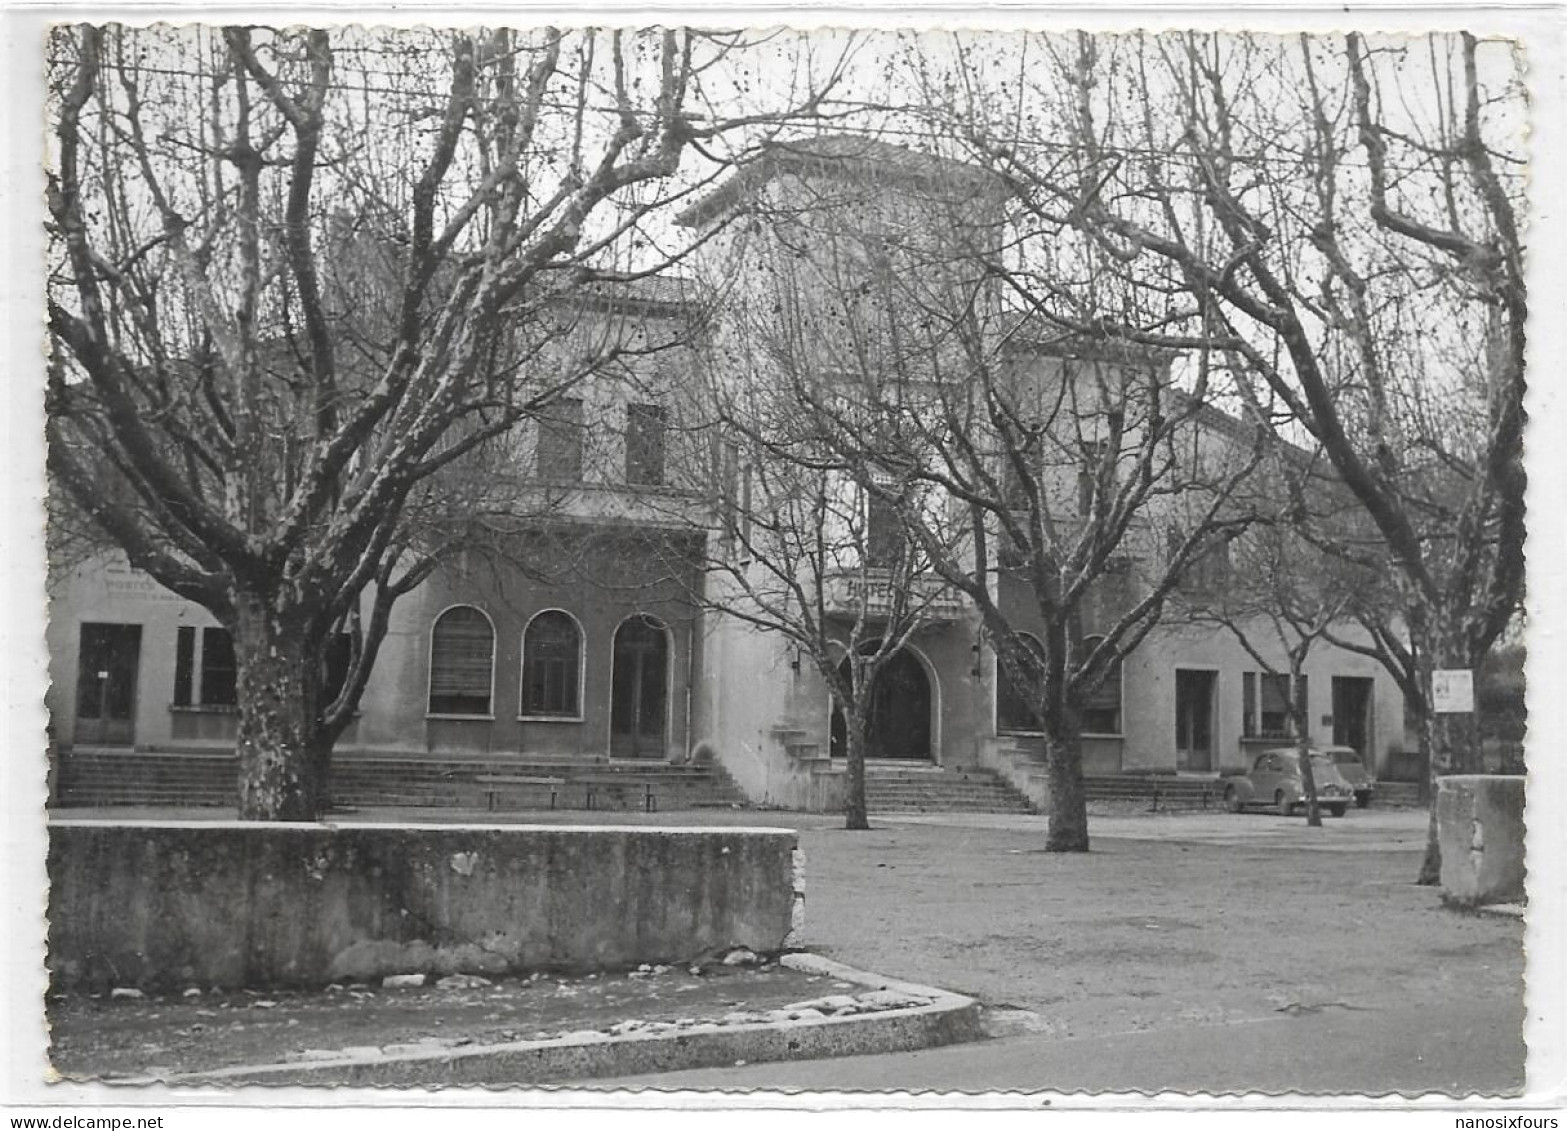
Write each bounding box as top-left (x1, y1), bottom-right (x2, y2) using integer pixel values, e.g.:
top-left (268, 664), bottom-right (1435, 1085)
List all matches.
top-left (1251, 753), bottom-right (1282, 803)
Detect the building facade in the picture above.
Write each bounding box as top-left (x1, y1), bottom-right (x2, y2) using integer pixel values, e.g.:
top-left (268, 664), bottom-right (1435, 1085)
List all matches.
top-left (45, 136), bottom-right (1409, 808)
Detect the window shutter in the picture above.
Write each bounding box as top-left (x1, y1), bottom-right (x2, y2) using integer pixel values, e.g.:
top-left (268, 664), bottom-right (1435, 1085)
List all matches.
top-left (430, 607), bottom-right (493, 715)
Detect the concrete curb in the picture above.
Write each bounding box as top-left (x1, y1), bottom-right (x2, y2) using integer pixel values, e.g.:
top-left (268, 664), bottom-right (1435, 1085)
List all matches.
top-left (117, 954), bottom-right (985, 1088)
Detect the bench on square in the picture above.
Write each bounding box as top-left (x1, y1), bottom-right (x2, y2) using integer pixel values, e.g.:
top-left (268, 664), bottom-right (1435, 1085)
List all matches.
top-left (575, 773), bottom-right (657, 813)
top-left (473, 774), bottom-right (565, 812)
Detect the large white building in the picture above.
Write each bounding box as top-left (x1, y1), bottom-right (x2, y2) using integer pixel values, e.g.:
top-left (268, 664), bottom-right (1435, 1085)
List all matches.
top-left (46, 137), bottom-right (1410, 812)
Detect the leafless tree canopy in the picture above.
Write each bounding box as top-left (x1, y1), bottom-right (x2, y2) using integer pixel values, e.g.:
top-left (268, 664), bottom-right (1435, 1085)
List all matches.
top-left (46, 23), bottom-right (840, 818)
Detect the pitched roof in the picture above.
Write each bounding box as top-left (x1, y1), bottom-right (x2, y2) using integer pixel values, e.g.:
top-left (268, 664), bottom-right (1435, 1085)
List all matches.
top-left (676, 133), bottom-right (995, 228)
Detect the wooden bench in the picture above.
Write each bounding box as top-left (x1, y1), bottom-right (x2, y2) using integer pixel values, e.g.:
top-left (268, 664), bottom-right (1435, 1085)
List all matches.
top-left (473, 774), bottom-right (565, 811)
top-left (575, 774), bottom-right (657, 813)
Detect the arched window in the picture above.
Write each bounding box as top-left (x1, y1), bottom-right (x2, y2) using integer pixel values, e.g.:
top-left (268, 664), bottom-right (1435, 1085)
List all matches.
top-left (996, 633), bottom-right (1046, 735)
top-left (521, 611), bottom-right (582, 718)
top-left (1079, 635), bottom-right (1123, 735)
top-left (611, 615), bottom-right (670, 758)
top-left (428, 606), bottom-right (494, 716)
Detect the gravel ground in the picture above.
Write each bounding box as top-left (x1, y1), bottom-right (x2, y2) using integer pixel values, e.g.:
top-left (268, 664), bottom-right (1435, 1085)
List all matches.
top-left (41, 805), bottom-right (1524, 1088)
top-left (47, 960), bottom-right (860, 1080)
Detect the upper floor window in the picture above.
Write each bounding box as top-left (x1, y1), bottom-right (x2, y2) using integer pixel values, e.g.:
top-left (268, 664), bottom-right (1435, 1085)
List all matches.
top-left (1170, 528), bottom-right (1233, 592)
top-left (864, 488), bottom-right (907, 569)
top-left (1000, 435), bottom-right (1041, 513)
top-left (1078, 440), bottom-right (1109, 517)
top-left (1243, 671), bottom-right (1304, 738)
top-left (521, 611), bottom-right (582, 718)
top-left (428, 605), bottom-right (494, 716)
top-left (173, 625), bottom-right (236, 708)
top-left (537, 397), bottom-right (584, 482)
top-left (626, 403), bottom-right (667, 486)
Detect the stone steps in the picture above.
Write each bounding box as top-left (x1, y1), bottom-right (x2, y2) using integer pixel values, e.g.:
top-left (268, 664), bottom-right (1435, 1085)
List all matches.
top-left (53, 749), bottom-right (750, 812)
top-left (1082, 774), bottom-right (1223, 805)
top-left (861, 763), bottom-right (1034, 815)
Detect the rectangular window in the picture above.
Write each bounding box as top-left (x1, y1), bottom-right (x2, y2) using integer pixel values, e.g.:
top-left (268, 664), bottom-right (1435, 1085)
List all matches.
top-left (1001, 436), bottom-right (1040, 512)
top-left (173, 626), bottom-right (195, 707)
top-left (200, 627), bottom-right (237, 706)
top-left (1078, 440), bottom-right (1108, 517)
top-left (1243, 671), bottom-right (1301, 738)
top-left (626, 403), bottom-right (667, 486)
top-left (1191, 541), bottom-right (1232, 590)
top-left (537, 397), bottom-right (584, 481)
top-left (174, 625), bottom-right (236, 707)
top-left (865, 490), bottom-right (906, 569)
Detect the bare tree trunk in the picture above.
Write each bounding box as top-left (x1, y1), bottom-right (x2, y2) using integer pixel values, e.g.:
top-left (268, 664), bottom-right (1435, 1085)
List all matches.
top-left (232, 593), bottom-right (327, 821)
top-left (1297, 731), bottom-right (1322, 827)
top-left (1042, 699), bottom-right (1088, 852)
top-left (844, 703), bottom-right (871, 831)
top-left (1411, 615), bottom-right (1484, 884)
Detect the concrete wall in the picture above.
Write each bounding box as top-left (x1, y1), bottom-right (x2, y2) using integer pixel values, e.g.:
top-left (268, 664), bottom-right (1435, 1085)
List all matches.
top-left (1437, 775), bottom-right (1526, 906)
top-left (48, 821), bottom-right (798, 991)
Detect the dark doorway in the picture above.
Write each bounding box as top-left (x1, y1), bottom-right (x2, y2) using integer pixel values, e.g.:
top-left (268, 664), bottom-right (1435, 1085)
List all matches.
top-left (610, 615), bottom-right (669, 759)
top-left (75, 623), bottom-right (142, 746)
top-left (1175, 669), bottom-right (1217, 771)
top-left (831, 646), bottom-right (932, 761)
top-left (1332, 676), bottom-right (1375, 757)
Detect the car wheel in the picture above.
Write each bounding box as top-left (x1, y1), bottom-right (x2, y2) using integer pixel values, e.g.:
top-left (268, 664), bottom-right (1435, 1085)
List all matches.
top-left (1355, 792), bottom-right (1371, 809)
top-left (1224, 786), bottom-right (1243, 814)
top-left (1275, 790), bottom-right (1292, 817)
top-left (1329, 803), bottom-right (1347, 818)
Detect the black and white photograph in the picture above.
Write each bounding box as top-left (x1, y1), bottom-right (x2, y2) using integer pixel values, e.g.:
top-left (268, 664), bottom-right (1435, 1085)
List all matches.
top-left (2, 4), bottom-right (1563, 1122)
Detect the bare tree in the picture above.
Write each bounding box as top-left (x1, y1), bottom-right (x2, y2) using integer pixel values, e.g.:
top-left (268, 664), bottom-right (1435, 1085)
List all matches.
top-left (46, 23), bottom-right (840, 819)
top-left (924, 30), bottom-right (1525, 878)
top-left (1186, 474), bottom-right (1371, 826)
top-left (693, 135), bottom-right (1261, 850)
top-left (687, 412), bottom-right (957, 830)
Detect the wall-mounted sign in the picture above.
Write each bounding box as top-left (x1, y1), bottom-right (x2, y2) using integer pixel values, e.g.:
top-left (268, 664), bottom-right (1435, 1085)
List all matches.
top-left (1432, 669), bottom-right (1475, 714)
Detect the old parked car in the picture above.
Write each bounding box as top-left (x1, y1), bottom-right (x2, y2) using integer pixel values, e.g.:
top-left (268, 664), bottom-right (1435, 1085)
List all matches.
top-left (1222, 747), bottom-right (1356, 818)
top-left (1322, 745), bottom-right (1375, 809)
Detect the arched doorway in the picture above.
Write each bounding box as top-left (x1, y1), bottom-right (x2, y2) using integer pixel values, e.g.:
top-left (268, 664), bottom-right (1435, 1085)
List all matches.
top-left (611, 615), bottom-right (669, 759)
top-left (830, 645), bottom-right (933, 761)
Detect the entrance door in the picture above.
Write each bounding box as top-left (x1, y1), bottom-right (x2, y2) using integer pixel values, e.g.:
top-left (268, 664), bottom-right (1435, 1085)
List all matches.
top-left (75, 623), bottom-right (142, 745)
top-left (1175, 669), bottom-right (1217, 771)
top-left (610, 615), bottom-right (668, 758)
top-left (1332, 676), bottom-right (1374, 757)
top-left (831, 647), bottom-right (932, 761)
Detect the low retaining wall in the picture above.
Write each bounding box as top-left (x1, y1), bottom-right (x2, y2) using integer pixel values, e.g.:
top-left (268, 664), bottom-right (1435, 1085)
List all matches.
top-left (48, 820), bottom-right (799, 992)
top-left (1436, 775), bottom-right (1526, 906)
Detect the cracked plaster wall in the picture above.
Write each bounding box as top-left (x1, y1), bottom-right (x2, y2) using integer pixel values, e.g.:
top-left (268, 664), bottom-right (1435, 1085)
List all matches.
top-left (47, 821), bottom-right (798, 991)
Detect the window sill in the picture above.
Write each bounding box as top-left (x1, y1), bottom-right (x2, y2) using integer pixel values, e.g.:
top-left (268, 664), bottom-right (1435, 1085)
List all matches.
top-left (426, 713), bottom-right (496, 722)
top-left (517, 714), bottom-right (585, 724)
top-left (169, 704), bottom-right (237, 714)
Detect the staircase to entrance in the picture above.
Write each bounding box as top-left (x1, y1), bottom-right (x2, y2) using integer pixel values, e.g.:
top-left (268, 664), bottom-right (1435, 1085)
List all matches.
top-left (861, 761), bottom-right (1036, 814)
top-left (52, 748), bottom-right (750, 812)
